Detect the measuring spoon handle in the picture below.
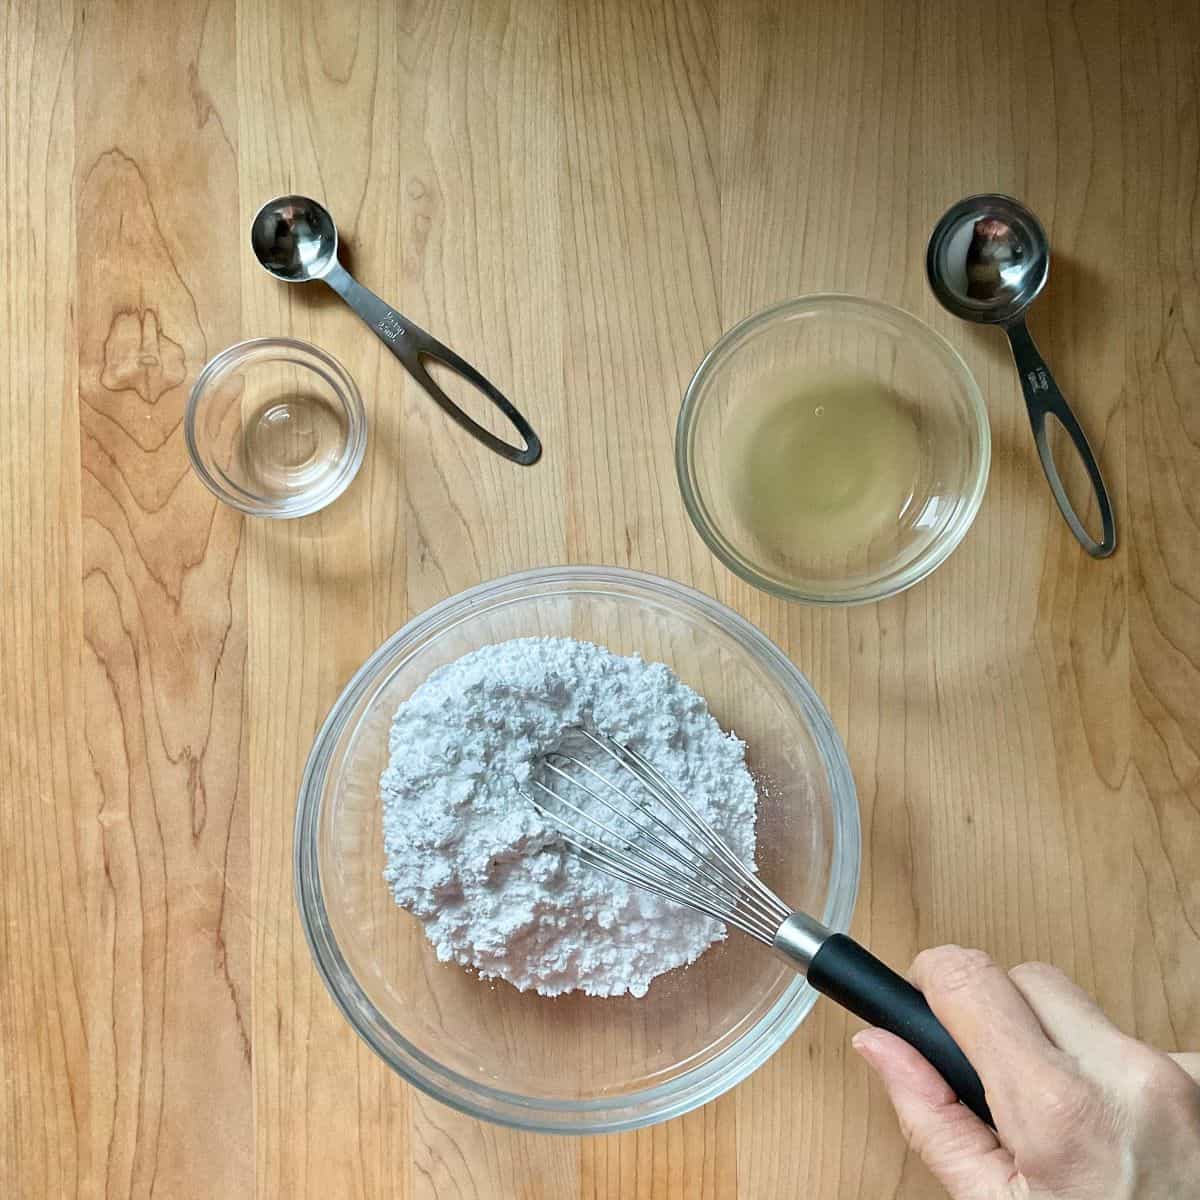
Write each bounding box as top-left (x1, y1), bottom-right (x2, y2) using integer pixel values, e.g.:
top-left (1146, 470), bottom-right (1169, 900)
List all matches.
top-left (324, 262), bottom-right (541, 466)
top-left (1006, 320), bottom-right (1115, 558)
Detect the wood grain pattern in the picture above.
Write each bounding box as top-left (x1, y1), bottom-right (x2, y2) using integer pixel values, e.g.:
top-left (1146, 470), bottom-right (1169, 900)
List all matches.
top-left (1, 3), bottom-right (82, 1196)
top-left (74, 2), bottom-right (250, 1196)
top-left (1, 0), bottom-right (1196, 1196)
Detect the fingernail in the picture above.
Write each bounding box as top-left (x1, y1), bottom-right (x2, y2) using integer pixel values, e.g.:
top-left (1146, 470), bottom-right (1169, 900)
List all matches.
top-left (851, 1029), bottom-right (880, 1056)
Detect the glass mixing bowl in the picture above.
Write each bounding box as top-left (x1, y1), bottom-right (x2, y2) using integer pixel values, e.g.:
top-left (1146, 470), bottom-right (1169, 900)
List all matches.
top-left (296, 566), bottom-right (859, 1133)
top-left (677, 295), bottom-right (990, 604)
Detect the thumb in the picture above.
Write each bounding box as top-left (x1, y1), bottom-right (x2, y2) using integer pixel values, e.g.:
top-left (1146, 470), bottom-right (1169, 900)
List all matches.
top-left (853, 1029), bottom-right (1017, 1200)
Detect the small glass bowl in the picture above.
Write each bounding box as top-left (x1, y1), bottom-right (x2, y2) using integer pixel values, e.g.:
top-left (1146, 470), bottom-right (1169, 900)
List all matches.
top-left (296, 566), bottom-right (860, 1133)
top-left (185, 338), bottom-right (367, 518)
top-left (676, 295), bottom-right (990, 605)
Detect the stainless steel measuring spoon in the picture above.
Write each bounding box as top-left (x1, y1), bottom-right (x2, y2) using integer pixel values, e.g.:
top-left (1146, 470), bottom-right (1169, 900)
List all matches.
top-left (926, 194), bottom-right (1115, 557)
top-left (250, 195), bottom-right (541, 465)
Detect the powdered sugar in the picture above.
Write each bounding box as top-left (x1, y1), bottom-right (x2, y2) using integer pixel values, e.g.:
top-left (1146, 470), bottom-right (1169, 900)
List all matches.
top-left (380, 637), bottom-right (758, 997)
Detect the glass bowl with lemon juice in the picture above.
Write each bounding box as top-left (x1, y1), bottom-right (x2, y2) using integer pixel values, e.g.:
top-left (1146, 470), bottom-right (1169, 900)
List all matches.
top-left (676, 295), bottom-right (989, 605)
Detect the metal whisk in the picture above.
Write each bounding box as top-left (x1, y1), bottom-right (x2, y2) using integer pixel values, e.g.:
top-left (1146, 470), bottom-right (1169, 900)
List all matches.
top-left (524, 726), bottom-right (992, 1128)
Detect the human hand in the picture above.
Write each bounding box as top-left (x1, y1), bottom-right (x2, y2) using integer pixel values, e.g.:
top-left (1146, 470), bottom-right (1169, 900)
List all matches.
top-left (852, 946), bottom-right (1200, 1199)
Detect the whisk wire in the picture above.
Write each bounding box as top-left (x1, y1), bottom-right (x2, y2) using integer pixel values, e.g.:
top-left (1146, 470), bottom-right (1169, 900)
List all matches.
top-left (534, 765), bottom-right (760, 924)
top-left (531, 770), bottom-right (782, 942)
top-left (578, 728), bottom-right (790, 926)
top-left (537, 754), bottom-right (784, 930)
top-left (523, 788), bottom-right (779, 943)
top-left (525, 728), bottom-right (790, 942)
top-left (594, 735), bottom-right (791, 925)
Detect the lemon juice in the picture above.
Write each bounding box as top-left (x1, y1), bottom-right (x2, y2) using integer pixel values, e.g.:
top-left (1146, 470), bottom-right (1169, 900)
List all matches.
top-left (725, 369), bottom-right (922, 563)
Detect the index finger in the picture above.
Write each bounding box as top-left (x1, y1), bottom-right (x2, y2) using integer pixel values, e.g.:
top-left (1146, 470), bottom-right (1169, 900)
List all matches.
top-left (911, 946), bottom-right (1072, 1122)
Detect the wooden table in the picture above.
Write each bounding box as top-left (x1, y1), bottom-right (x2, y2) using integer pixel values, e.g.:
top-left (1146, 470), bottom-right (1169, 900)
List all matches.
top-left (3, 0), bottom-right (1197, 1195)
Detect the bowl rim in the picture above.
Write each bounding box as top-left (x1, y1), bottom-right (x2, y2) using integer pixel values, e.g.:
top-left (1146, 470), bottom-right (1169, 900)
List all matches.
top-left (294, 564), bottom-right (861, 1133)
top-left (675, 293), bottom-right (991, 605)
top-left (184, 336), bottom-right (368, 519)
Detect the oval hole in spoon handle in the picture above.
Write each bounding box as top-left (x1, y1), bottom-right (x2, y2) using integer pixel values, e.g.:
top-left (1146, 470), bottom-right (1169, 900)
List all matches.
top-left (324, 262), bottom-right (541, 465)
top-left (1005, 320), bottom-right (1115, 558)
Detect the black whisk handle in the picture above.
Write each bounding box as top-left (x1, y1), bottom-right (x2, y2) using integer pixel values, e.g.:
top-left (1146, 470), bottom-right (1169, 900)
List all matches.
top-left (807, 934), bottom-right (993, 1128)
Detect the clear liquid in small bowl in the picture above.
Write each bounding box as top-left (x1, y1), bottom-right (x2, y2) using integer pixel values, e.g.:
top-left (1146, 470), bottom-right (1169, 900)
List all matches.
top-left (241, 391), bottom-right (349, 500)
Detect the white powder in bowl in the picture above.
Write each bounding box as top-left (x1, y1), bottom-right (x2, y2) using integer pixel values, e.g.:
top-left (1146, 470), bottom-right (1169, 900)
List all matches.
top-left (379, 637), bottom-right (758, 997)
